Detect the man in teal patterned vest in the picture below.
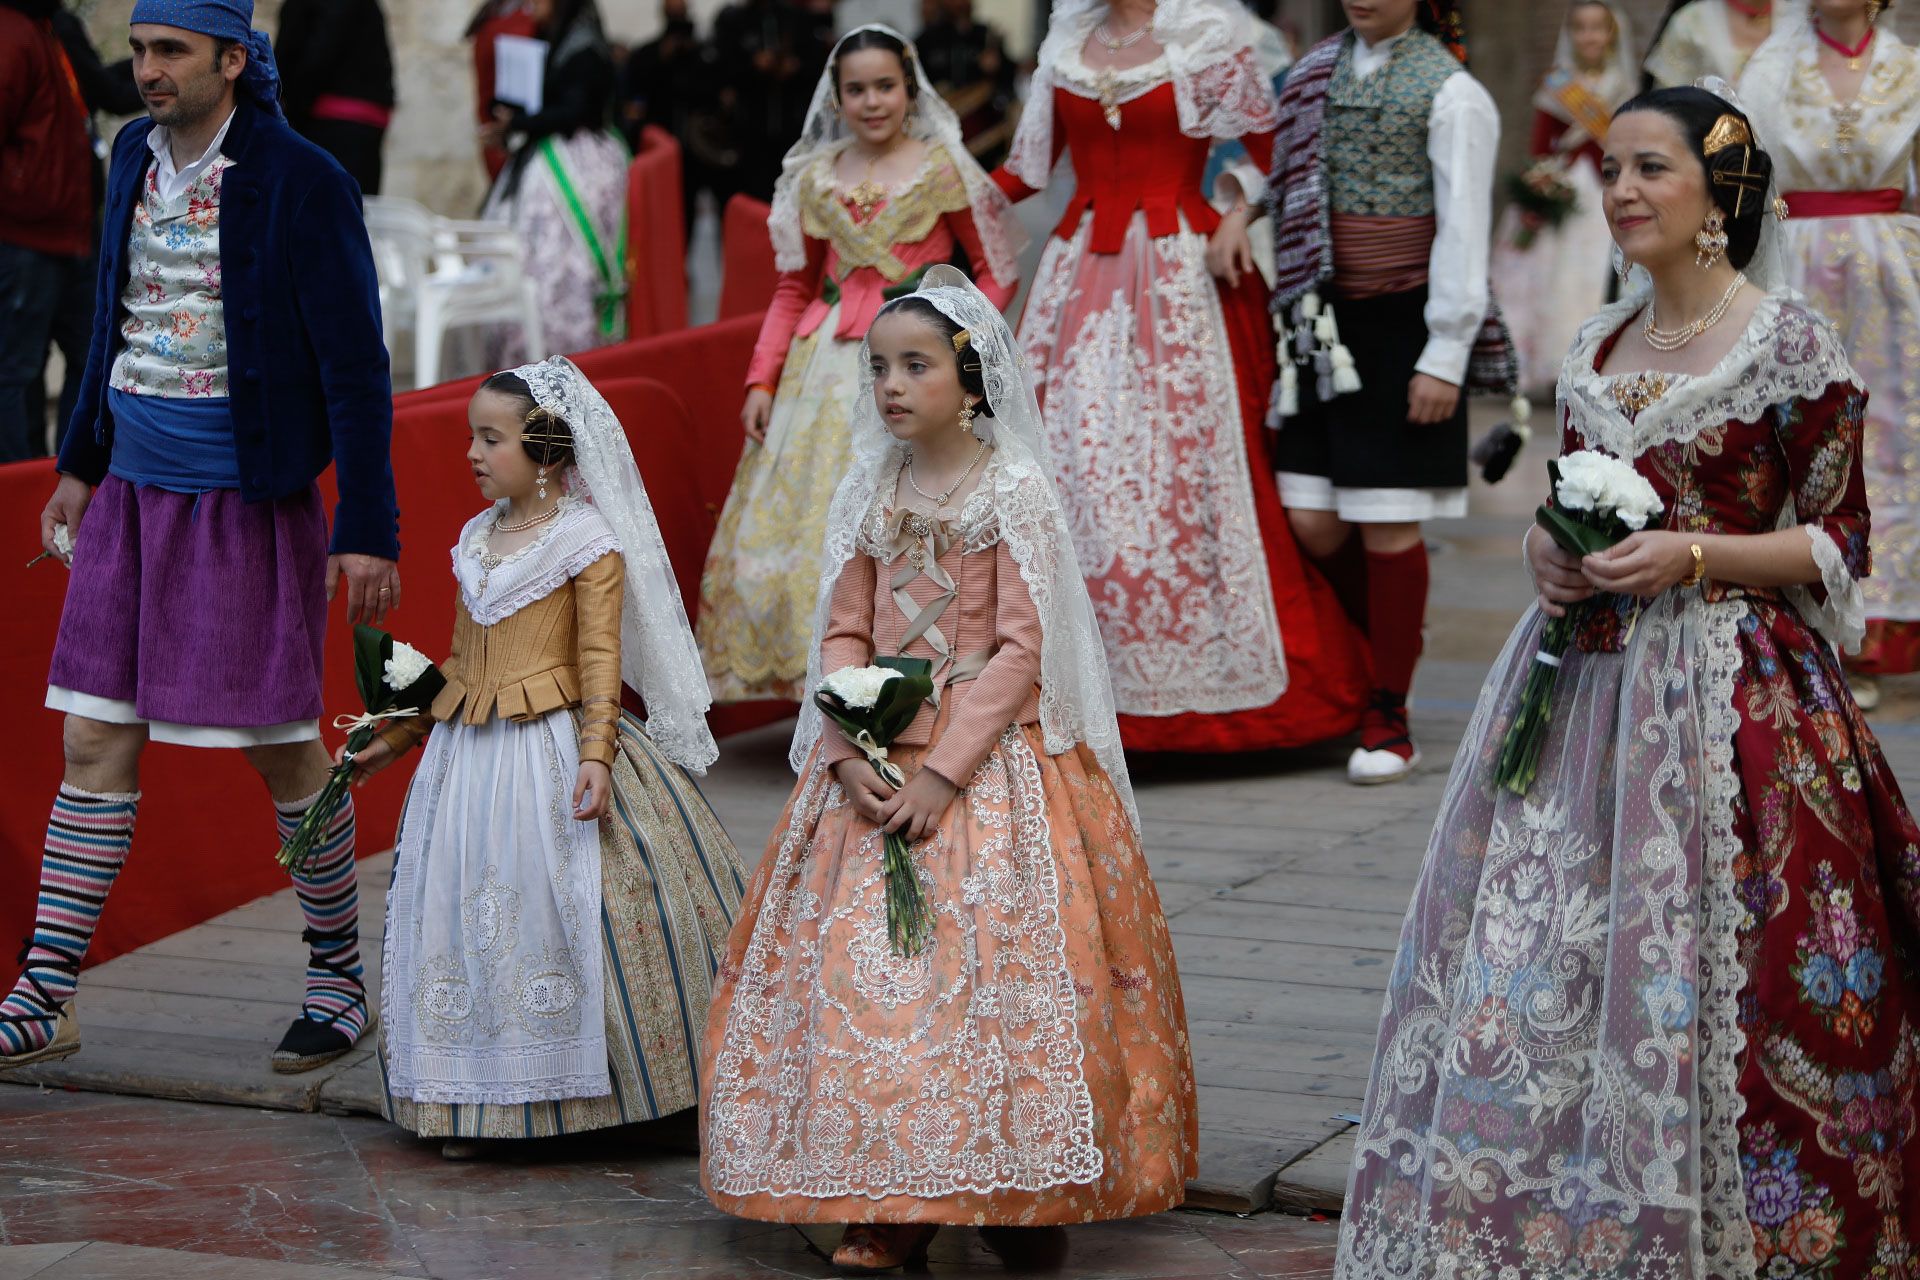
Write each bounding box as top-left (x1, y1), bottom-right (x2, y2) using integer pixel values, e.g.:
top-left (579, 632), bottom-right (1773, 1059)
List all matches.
top-left (1268, 0), bottom-right (1510, 787)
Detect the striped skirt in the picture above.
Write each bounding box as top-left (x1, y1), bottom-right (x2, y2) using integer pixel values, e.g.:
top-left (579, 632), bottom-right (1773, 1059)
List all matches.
top-left (380, 712), bottom-right (747, 1138)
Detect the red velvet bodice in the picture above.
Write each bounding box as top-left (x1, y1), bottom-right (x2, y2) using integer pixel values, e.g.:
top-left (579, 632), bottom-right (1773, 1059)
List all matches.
top-left (995, 82), bottom-right (1275, 255)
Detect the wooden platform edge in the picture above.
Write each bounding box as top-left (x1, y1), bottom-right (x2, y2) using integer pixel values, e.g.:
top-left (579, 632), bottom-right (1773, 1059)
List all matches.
top-left (0, 1035), bottom-right (375, 1116)
top-left (1269, 1127), bottom-right (1352, 1217)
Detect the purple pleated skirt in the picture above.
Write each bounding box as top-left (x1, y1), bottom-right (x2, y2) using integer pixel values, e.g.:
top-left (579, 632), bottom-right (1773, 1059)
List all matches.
top-left (48, 476), bottom-right (330, 729)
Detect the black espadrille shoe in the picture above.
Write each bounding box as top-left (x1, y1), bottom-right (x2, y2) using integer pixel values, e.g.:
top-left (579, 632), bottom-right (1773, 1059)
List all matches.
top-left (270, 928), bottom-right (373, 1074)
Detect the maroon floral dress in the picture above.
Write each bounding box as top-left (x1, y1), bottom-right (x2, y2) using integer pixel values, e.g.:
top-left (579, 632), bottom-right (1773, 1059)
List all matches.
top-left (1335, 295), bottom-right (1920, 1280)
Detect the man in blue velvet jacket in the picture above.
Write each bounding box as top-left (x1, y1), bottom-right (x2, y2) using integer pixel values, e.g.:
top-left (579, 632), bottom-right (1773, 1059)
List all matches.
top-left (3, 0), bottom-right (399, 1077)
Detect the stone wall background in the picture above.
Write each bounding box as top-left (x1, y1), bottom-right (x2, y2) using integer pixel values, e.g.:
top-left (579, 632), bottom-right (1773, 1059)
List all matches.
top-left (75, 0), bottom-right (1920, 218)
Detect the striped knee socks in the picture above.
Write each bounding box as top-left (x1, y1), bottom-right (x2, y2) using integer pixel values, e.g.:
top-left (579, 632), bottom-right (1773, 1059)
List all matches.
top-left (0, 786), bottom-right (140, 1056)
top-left (275, 791), bottom-right (367, 1040)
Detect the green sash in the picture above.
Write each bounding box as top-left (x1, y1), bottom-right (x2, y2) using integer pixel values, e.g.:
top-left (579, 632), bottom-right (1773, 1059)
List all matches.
top-left (539, 132), bottom-right (630, 338)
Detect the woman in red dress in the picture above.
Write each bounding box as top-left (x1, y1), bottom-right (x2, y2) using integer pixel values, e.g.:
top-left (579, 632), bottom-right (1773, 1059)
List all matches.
top-left (993, 0), bottom-right (1369, 754)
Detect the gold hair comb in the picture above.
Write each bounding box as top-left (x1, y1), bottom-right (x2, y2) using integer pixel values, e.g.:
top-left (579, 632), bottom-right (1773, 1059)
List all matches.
top-left (522, 404), bottom-right (571, 449)
top-left (1703, 113), bottom-right (1752, 156)
top-left (950, 328), bottom-right (984, 375)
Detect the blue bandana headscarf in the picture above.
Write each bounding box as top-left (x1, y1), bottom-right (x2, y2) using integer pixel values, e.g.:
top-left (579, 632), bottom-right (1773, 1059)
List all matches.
top-left (128, 0), bottom-right (284, 118)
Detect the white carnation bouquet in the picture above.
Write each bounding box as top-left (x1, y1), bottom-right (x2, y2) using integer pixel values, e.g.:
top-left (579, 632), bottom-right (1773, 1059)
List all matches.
top-left (1496, 450), bottom-right (1664, 795)
top-left (815, 656), bottom-right (938, 955)
top-left (276, 624), bottom-right (447, 872)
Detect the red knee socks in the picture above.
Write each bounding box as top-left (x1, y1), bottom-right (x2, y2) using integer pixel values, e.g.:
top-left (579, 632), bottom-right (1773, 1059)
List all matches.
top-left (1362, 543), bottom-right (1429, 756)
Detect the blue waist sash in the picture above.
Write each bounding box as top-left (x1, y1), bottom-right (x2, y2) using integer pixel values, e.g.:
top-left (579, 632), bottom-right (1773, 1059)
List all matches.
top-left (107, 389), bottom-right (241, 492)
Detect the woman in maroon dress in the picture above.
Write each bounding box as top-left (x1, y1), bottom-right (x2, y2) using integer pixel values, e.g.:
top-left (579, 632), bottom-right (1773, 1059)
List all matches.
top-left (993, 0), bottom-right (1369, 754)
top-left (1336, 86), bottom-right (1920, 1279)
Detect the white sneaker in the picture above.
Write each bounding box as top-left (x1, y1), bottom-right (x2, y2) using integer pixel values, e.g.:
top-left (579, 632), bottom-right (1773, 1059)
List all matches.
top-left (1347, 745), bottom-right (1421, 785)
top-left (1851, 674), bottom-right (1882, 712)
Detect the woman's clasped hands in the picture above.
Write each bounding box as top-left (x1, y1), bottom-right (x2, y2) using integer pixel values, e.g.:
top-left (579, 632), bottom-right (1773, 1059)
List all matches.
top-left (1528, 526), bottom-right (1700, 617)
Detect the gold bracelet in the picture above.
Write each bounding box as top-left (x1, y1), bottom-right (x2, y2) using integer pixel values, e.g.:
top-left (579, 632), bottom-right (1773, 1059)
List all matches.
top-left (1681, 542), bottom-right (1706, 588)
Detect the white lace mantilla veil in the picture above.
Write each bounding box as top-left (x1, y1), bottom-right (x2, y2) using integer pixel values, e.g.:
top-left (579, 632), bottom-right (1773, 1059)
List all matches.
top-left (1737, 2), bottom-right (1827, 176)
top-left (1004, 0), bottom-right (1281, 189)
top-left (789, 265), bottom-right (1138, 827)
top-left (513, 356), bottom-right (719, 772)
top-left (1736, 0), bottom-right (1814, 85)
top-left (767, 23), bottom-right (1025, 284)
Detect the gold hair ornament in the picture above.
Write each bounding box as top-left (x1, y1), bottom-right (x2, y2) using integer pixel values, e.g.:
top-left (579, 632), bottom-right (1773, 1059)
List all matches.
top-left (950, 328), bottom-right (983, 377)
top-left (521, 404), bottom-right (572, 457)
top-left (1703, 113), bottom-right (1767, 219)
top-left (1702, 113), bottom-right (1751, 156)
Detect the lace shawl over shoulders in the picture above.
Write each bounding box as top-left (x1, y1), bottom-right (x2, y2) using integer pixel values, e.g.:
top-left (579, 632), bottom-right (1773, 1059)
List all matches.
top-left (1559, 293), bottom-right (1862, 459)
top-left (453, 499), bottom-right (623, 626)
top-left (855, 458), bottom-right (1005, 558)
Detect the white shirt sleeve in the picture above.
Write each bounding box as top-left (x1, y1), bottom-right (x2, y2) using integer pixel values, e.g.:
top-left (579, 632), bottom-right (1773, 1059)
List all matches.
top-left (1214, 159), bottom-right (1267, 210)
top-left (1419, 71), bottom-right (1499, 385)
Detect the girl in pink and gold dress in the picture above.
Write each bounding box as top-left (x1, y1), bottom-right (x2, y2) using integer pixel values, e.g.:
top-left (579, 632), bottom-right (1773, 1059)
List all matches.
top-left (700, 269), bottom-right (1195, 1272)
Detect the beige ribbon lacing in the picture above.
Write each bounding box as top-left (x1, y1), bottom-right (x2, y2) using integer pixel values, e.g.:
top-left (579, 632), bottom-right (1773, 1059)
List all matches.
top-left (881, 506), bottom-right (994, 704)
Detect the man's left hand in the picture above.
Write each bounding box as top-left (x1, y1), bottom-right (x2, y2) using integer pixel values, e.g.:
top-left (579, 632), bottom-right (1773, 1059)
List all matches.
top-left (1407, 373), bottom-right (1462, 425)
top-left (1205, 205), bottom-right (1257, 289)
top-left (328, 554), bottom-right (402, 625)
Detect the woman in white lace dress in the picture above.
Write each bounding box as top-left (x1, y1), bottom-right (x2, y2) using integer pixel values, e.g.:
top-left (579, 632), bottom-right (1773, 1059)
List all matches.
top-left (1741, 0), bottom-right (1920, 696)
top-left (1336, 87), bottom-right (1920, 1278)
top-left (1645, 0), bottom-right (1774, 88)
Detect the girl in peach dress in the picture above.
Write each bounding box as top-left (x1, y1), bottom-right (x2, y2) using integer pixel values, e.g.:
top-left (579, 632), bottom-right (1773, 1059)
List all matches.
top-left (699, 267), bottom-right (1197, 1271)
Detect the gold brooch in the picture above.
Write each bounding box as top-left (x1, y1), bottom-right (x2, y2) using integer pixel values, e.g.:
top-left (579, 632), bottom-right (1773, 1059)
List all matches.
top-left (1608, 371), bottom-right (1672, 417)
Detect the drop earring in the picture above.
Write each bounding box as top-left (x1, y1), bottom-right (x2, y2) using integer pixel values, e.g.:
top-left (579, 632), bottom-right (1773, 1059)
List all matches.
top-left (1695, 208), bottom-right (1728, 269)
top-left (958, 399), bottom-right (977, 437)
top-left (537, 465), bottom-right (549, 501)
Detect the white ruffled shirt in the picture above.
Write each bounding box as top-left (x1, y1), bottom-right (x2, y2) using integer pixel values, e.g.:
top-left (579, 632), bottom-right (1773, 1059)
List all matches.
top-left (1350, 29), bottom-right (1499, 386)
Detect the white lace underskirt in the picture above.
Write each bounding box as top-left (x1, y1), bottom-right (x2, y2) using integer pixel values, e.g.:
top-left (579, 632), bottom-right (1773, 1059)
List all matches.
top-left (382, 709), bottom-right (610, 1106)
top-left (1335, 591), bottom-right (1750, 1279)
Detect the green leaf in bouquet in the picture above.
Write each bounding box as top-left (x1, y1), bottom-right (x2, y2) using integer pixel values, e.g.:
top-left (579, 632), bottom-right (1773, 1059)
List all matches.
top-left (397, 661), bottom-right (449, 713)
top-left (874, 654), bottom-right (934, 681)
top-left (352, 624), bottom-right (392, 711)
top-left (1536, 504), bottom-right (1618, 560)
top-left (872, 655), bottom-right (936, 738)
top-left (814, 692), bottom-right (865, 742)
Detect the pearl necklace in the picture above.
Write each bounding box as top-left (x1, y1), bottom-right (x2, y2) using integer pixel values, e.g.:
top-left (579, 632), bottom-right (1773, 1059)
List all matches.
top-left (906, 440), bottom-right (986, 507)
top-left (1094, 18), bottom-right (1151, 49)
top-left (1643, 272), bottom-right (1747, 352)
top-left (497, 501), bottom-right (562, 533)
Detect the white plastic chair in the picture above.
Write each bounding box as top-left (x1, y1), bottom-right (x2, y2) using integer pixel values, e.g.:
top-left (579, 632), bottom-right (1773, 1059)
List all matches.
top-left (362, 195), bottom-right (546, 389)
top-left (361, 195), bottom-right (436, 342)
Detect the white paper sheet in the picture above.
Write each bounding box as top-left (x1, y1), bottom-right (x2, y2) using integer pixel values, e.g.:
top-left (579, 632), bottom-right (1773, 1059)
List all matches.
top-left (493, 34), bottom-right (548, 116)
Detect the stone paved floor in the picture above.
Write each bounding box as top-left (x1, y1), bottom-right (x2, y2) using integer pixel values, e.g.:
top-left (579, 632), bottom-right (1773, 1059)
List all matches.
top-left (0, 1089), bottom-right (1340, 1280)
top-left (4, 423), bottom-right (1918, 1279)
